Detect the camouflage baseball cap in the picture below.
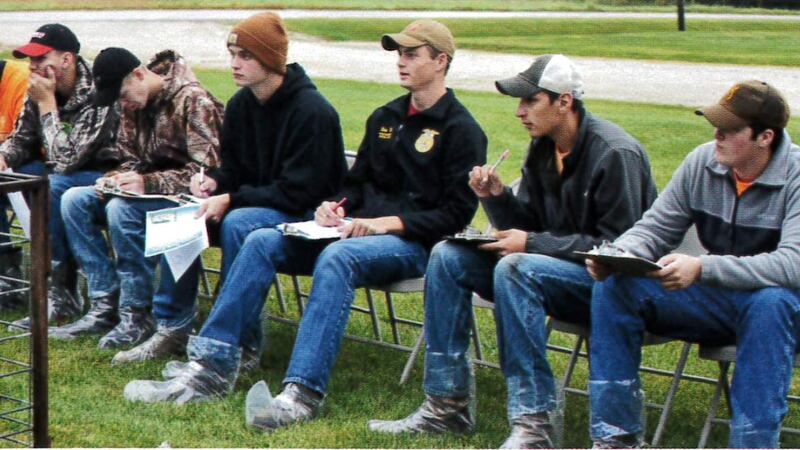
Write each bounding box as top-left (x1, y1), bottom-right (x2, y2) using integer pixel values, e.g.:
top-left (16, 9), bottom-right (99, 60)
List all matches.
top-left (696, 80), bottom-right (789, 130)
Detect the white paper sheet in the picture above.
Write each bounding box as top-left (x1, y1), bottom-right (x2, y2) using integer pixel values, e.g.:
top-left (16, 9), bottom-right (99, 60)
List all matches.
top-left (145, 203), bottom-right (208, 280)
top-left (2, 169), bottom-right (30, 238)
top-left (276, 220), bottom-right (346, 240)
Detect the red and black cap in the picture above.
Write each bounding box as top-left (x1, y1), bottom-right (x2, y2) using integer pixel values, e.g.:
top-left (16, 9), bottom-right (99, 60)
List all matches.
top-left (13, 24), bottom-right (80, 58)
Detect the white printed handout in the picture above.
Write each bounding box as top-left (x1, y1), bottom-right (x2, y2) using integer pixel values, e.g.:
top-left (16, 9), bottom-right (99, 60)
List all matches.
top-left (145, 203), bottom-right (208, 279)
top-left (276, 220), bottom-right (348, 240)
top-left (1, 169), bottom-right (30, 238)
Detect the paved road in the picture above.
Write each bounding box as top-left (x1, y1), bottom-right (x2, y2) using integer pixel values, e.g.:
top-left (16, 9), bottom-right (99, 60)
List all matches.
top-left (1, 10), bottom-right (798, 112)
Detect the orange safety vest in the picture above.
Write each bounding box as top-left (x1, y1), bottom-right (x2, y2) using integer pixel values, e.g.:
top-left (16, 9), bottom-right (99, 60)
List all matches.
top-left (0, 60), bottom-right (29, 143)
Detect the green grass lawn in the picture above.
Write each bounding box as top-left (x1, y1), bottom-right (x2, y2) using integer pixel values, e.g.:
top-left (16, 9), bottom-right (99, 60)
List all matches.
top-left (2, 70), bottom-right (800, 448)
top-left (285, 17), bottom-right (800, 66)
top-left (1, 0), bottom-right (798, 14)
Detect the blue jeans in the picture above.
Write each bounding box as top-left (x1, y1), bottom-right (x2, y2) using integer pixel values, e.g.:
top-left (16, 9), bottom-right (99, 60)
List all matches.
top-left (62, 186), bottom-right (192, 318)
top-left (589, 275), bottom-right (800, 448)
top-left (0, 162), bottom-right (101, 262)
top-left (188, 229), bottom-right (428, 393)
top-left (156, 207), bottom-right (305, 333)
top-left (422, 242), bottom-right (593, 421)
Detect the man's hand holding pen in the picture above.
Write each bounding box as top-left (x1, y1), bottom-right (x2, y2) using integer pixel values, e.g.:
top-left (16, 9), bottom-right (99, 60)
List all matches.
top-left (315, 198), bottom-right (347, 227)
top-left (469, 149), bottom-right (509, 198)
top-left (190, 167), bottom-right (217, 198)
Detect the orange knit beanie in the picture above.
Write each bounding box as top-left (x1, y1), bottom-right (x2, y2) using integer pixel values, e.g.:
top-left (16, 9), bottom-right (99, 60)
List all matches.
top-left (228, 12), bottom-right (288, 74)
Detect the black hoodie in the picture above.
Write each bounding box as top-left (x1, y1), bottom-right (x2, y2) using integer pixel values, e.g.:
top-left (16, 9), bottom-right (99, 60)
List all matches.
top-left (209, 63), bottom-right (346, 214)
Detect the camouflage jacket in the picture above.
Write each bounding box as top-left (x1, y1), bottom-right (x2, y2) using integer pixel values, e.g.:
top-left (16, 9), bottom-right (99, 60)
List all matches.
top-left (0, 56), bottom-right (121, 174)
top-left (115, 50), bottom-right (222, 194)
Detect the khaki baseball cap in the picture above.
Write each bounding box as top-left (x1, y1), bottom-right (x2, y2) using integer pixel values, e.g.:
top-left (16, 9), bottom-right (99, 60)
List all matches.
top-left (381, 19), bottom-right (455, 58)
top-left (696, 80), bottom-right (789, 130)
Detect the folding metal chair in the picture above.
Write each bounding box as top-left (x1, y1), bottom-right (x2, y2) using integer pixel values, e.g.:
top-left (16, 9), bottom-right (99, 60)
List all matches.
top-left (697, 345), bottom-right (800, 448)
top-left (547, 317), bottom-right (692, 447)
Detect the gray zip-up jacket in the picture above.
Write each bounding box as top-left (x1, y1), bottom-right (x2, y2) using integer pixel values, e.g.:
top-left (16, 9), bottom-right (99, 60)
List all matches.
top-left (616, 131), bottom-right (800, 290)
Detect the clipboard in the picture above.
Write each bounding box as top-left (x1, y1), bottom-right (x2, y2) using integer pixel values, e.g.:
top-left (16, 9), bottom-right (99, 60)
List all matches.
top-left (574, 251), bottom-right (662, 276)
top-left (445, 232), bottom-right (499, 245)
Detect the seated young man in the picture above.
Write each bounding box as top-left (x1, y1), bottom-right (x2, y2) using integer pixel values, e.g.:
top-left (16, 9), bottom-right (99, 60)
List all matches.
top-left (2, 24), bottom-right (121, 326)
top-left (50, 47), bottom-right (222, 351)
top-left (110, 12), bottom-right (346, 365)
top-left (368, 54), bottom-right (657, 449)
top-left (586, 81), bottom-right (797, 449)
top-left (124, 21), bottom-right (488, 431)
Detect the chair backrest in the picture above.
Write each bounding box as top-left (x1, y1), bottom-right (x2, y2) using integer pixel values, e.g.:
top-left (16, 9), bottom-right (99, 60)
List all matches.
top-left (345, 150), bottom-right (357, 170)
top-left (672, 224), bottom-right (707, 257)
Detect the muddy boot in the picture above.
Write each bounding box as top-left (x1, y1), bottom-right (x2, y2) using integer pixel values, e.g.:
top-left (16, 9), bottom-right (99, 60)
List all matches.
top-left (9, 260), bottom-right (83, 330)
top-left (111, 326), bottom-right (189, 365)
top-left (250, 383), bottom-right (323, 431)
top-left (367, 394), bottom-right (474, 435)
top-left (50, 293), bottom-right (119, 340)
top-left (499, 413), bottom-right (555, 449)
top-left (98, 307), bottom-right (155, 350)
top-left (163, 346), bottom-right (259, 379)
top-left (0, 248), bottom-right (25, 310)
top-left (592, 435), bottom-right (641, 449)
top-left (124, 360), bottom-right (235, 405)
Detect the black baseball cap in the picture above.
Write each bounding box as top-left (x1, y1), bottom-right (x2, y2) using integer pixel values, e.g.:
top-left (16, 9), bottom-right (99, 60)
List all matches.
top-left (13, 24), bottom-right (80, 58)
top-left (92, 47), bottom-right (141, 107)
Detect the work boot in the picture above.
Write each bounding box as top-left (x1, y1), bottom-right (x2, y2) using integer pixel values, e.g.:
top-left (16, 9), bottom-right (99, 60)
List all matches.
top-left (162, 346), bottom-right (260, 379)
top-left (124, 360), bottom-right (235, 405)
top-left (592, 434), bottom-right (641, 449)
top-left (367, 394), bottom-right (474, 435)
top-left (49, 293), bottom-right (119, 340)
top-left (0, 248), bottom-right (25, 310)
top-left (98, 307), bottom-right (155, 349)
top-left (250, 382), bottom-right (323, 431)
top-left (499, 413), bottom-right (555, 449)
top-left (239, 347), bottom-right (262, 373)
top-left (111, 326), bottom-right (189, 365)
top-left (9, 260), bottom-right (83, 330)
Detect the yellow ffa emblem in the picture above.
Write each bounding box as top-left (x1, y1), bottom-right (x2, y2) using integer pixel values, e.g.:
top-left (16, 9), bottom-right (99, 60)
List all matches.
top-left (414, 129), bottom-right (439, 153)
top-left (725, 85), bottom-right (741, 102)
top-left (227, 32), bottom-right (238, 45)
top-left (378, 126), bottom-right (393, 140)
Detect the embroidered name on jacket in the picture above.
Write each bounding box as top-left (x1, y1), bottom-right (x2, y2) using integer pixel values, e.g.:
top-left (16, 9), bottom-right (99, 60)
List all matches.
top-left (378, 126), bottom-right (393, 140)
top-left (415, 128), bottom-right (439, 153)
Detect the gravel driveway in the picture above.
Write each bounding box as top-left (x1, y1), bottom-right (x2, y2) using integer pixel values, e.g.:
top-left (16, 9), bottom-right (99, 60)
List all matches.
top-left (1, 10), bottom-right (798, 112)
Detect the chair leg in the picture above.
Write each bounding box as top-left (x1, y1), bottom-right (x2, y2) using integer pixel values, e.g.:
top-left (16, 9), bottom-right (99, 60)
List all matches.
top-left (364, 288), bottom-right (382, 341)
top-left (400, 329), bottom-right (425, 385)
top-left (197, 256), bottom-right (212, 298)
top-left (698, 361), bottom-right (730, 448)
top-left (385, 291), bottom-right (402, 345)
top-left (651, 341), bottom-right (692, 447)
top-left (291, 274), bottom-right (306, 316)
top-left (273, 275), bottom-right (287, 314)
top-left (561, 335), bottom-right (585, 391)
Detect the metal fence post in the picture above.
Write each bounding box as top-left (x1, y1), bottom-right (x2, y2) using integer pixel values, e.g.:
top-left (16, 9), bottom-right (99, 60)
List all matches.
top-left (29, 178), bottom-right (50, 448)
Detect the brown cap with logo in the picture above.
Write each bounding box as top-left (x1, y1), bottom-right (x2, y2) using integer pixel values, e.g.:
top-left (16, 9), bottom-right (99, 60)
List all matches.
top-left (228, 12), bottom-right (288, 75)
top-left (381, 19), bottom-right (455, 58)
top-left (696, 80), bottom-right (789, 130)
